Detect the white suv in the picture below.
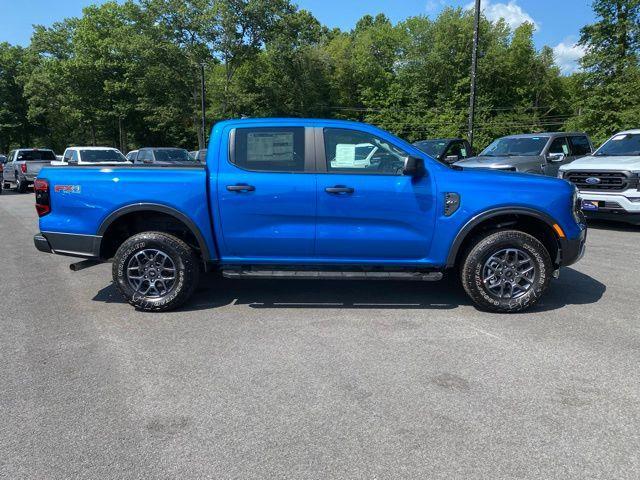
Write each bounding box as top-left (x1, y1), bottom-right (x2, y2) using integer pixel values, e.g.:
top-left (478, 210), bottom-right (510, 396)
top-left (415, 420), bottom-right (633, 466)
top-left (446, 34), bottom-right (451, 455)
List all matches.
top-left (559, 129), bottom-right (640, 225)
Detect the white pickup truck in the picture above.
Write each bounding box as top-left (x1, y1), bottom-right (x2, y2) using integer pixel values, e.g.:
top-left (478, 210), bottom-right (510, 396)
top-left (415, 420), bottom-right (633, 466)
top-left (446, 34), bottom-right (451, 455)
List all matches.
top-left (52, 146), bottom-right (129, 166)
top-left (560, 129), bottom-right (640, 225)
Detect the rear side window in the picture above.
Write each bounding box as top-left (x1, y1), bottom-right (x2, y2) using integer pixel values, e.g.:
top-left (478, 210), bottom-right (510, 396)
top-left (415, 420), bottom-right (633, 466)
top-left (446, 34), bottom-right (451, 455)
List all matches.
top-left (569, 136), bottom-right (591, 156)
top-left (232, 127), bottom-right (305, 172)
top-left (17, 150), bottom-right (56, 161)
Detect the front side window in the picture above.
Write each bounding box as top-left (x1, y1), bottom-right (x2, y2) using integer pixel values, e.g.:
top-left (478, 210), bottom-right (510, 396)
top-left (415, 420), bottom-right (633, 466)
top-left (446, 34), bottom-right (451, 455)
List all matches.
top-left (595, 133), bottom-right (640, 157)
top-left (232, 127), bottom-right (304, 172)
top-left (480, 137), bottom-right (549, 157)
top-left (137, 150), bottom-right (152, 162)
top-left (63, 150), bottom-right (73, 162)
top-left (569, 136), bottom-right (591, 156)
top-left (324, 128), bottom-right (409, 175)
top-left (548, 137), bottom-right (570, 155)
top-left (414, 140), bottom-right (448, 158)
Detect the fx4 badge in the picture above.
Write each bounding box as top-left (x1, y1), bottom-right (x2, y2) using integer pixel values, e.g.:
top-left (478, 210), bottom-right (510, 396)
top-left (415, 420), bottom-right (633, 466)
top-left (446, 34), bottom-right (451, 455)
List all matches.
top-left (54, 185), bottom-right (81, 193)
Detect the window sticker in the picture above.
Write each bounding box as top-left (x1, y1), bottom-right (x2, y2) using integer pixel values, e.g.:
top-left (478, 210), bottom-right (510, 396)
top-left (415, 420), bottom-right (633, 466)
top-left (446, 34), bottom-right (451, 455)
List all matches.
top-left (247, 132), bottom-right (294, 162)
top-left (333, 144), bottom-right (357, 167)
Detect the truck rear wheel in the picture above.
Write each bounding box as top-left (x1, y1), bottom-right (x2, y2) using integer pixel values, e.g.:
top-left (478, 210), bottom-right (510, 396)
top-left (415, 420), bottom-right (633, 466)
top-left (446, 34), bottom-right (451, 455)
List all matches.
top-left (460, 230), bottom-right (552, 313)
top-left (16, 175), bottom-right (28, 193)
top-left (112, 232), bottom-right (200, 312)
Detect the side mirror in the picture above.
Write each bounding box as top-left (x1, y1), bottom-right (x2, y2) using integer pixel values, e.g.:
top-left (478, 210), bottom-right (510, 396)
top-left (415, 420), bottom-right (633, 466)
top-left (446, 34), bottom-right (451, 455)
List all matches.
top-left (547, 153), bottom-right (565, 163)
top-left (403, 156), bottom-right (426, 177)
top-left (444, 155), bottom-right (459, 163)
top-left (67, 158), bottom-right (78, 165)
top-left (143, 158), bottom-right (153, 164)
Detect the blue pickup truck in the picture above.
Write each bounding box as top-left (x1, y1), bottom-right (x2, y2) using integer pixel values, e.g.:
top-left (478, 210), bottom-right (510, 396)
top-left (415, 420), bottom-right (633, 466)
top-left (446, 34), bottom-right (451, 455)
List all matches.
top-left (33, 118), bottom-right (586, 313)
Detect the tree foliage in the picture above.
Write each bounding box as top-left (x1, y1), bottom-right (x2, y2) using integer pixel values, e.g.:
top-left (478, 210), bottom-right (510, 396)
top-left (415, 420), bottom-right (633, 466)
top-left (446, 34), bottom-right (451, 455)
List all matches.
top-left (0, 0), bottom-right (638, 152)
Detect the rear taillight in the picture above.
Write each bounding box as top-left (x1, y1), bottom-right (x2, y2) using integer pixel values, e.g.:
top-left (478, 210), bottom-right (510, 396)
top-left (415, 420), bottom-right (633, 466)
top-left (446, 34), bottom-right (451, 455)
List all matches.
top-left (21, 163), bottom-right (27, 174)
top-left (34, 179), bottom-right (51, 217)
top-left (0, 164), bottom-right (3, 173)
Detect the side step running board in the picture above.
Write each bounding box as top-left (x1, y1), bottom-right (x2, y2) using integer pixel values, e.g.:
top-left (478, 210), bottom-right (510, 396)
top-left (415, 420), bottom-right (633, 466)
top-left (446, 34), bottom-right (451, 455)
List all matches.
top-left (222, 269), bottom-right (444, 281)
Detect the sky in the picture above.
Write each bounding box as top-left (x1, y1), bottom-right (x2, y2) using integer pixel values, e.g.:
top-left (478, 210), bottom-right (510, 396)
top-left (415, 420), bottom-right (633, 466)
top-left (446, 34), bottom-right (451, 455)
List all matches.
top-left (0, 0), bottom-right (595, 74)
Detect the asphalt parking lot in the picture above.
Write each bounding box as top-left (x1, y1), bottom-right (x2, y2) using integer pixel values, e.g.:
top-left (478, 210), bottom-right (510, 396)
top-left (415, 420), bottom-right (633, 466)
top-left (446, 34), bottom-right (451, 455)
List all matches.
top-left (1, 190), bottom-right (639, 479)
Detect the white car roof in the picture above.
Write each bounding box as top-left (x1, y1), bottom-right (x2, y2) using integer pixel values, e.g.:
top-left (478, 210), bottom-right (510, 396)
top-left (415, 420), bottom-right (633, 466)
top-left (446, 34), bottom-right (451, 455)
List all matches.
top-left (614, 129), bottom-right (640, 135)
top-left (66, 146), bottom-right (121, 151)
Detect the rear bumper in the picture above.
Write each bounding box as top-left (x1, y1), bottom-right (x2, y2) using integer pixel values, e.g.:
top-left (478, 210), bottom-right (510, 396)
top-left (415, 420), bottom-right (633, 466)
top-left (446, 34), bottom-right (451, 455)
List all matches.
top-left (34, 232), bottom-right (102, 258)
top-left (34, 234), bottom-right (52, 253)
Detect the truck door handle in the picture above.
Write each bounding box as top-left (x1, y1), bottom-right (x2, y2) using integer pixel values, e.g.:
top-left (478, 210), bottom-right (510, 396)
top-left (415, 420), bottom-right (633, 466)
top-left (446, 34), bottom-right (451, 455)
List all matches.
top-left (325, 186), bottom-right (354, 194)
top-left (226, 184), bottom-right (255, 192)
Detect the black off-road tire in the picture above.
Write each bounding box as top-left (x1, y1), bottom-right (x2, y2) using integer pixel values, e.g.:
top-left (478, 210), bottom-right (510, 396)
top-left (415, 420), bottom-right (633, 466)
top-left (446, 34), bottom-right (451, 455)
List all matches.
top-left (113, 231), bottom-right (200, 312)
top-left (461, 230), bottom-right (553, 313)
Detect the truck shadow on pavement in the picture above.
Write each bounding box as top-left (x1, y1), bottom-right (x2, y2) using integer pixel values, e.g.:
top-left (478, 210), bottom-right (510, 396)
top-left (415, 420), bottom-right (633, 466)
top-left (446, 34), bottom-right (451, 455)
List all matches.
top-left (587, 220), bottom-right (640, 232)
top-left (93, 267), bottom-right (605, 314)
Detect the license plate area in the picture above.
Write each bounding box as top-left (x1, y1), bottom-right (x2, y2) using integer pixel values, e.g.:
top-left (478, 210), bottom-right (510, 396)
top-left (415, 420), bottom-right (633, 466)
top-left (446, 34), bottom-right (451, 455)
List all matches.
top-left (581, 200), bottom-right (600, 211)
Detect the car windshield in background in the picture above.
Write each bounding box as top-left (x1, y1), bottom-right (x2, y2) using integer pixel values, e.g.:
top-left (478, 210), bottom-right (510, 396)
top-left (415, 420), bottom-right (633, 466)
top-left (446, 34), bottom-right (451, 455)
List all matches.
top-left (17, 150), bottom-right (56, 161)
top-left (480, 137), bottom-right (549, 157)
top-left (81, 150), bottom-right (128, 162)
top-left (154, 149), bottom-right (193, 162)
top-left (414, 140), bottom-right (448, 158)
top-left (595, 133), bottom-right (640, 157)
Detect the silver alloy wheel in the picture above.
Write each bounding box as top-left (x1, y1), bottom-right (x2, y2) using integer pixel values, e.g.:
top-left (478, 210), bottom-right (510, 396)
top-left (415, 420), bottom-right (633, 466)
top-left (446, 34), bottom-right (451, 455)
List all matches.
top-left (482, 248), bottom-right (536, 300)
top-left (126, 249), bottom-right (176, 298)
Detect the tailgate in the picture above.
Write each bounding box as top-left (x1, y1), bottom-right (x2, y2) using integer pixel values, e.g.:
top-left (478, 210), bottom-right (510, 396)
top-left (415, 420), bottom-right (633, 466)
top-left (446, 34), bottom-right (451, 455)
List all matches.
top-left (25, 161), bottom-right (52, 177)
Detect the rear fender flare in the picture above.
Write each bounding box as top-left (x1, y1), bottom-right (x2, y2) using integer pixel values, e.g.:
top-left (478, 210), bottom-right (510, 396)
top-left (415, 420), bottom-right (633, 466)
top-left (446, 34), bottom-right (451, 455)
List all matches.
top-left (97, 203), bottom-right (212, 261)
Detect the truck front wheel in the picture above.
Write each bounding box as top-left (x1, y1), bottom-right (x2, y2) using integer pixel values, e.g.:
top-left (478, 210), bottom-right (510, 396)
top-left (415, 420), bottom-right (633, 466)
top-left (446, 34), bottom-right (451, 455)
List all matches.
top-left (461, 230), bottom-right (552, 313)
top-left (112, 232), bottom-right (200, 312)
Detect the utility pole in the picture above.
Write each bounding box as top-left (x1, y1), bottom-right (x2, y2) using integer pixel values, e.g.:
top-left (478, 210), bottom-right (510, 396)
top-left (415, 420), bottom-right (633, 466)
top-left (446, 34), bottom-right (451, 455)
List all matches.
top-left (200, 63), bottom-right (207, 149)
top-left (468, 0), bottom-right (481, 150)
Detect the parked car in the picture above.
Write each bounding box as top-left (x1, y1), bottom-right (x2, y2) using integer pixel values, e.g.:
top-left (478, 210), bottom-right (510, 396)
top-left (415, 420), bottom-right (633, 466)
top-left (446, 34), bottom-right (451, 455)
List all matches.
top-left (2, 148), bottom-right (56, 193)
top-left (414, 138), bottom-right (473, 164)
top-left (454, 132), bottom-right (593, 176)
top-left (189, 149), bottom-right (208, 163)
top-left (53, 147), bottom-right (128, 166)
top-left (125, 150), bottom-right (138, 162)
top-left (0, 154), bottom-right (6, 195)
top-left (133, 147), bottom-right (198, 165)
top-left (560, 129), bottom-right (640, 225)
top-left (34, 118), bottom-right (586, 313)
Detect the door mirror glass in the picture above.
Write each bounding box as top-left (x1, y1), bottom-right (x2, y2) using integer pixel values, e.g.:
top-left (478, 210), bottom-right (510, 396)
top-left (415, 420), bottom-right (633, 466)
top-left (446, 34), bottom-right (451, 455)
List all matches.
top-left (547, 152), bottom-right (565, 163)
top-left (403, 156), bottom-right (425, 177)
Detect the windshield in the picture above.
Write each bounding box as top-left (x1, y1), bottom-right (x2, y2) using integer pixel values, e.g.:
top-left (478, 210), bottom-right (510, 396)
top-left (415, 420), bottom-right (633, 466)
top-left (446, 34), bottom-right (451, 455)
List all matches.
top-left (154, 149), bottom-right (193, 162)
top-left (595, 133), bottom-right (640, 157)
top-left (480, 137), bottom-right (549, 157)
top-left (80, 149), bottom-right (127, 162)
top-left (17, 150), bottom-right (56, 161)
top-left (414, 140), bottom-right (448, 158)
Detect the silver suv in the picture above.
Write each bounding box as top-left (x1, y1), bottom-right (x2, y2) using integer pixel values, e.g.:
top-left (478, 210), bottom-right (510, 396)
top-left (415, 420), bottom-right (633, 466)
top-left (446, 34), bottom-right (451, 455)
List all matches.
top-left (454, 132), bottom-right (593, 176)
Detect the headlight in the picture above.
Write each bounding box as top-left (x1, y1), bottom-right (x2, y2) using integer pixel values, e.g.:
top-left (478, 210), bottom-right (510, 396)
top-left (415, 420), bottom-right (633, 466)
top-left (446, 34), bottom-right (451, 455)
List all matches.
top-left (571, 186), bottom-right (582, 223)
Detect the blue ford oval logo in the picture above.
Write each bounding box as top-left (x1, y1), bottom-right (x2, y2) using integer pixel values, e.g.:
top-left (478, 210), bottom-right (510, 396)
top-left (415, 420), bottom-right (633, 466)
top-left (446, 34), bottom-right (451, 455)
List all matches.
top-left (585, 177), bottom-right (601, 185)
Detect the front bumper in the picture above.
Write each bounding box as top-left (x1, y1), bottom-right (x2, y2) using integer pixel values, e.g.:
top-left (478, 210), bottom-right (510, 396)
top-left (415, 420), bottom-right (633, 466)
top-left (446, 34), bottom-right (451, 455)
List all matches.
top-left (559, 227), bottom-right (587, 267)
top-left (578, 190), bottom-right (640, 225)
top-left (34, 232), bottom-right (102, 258)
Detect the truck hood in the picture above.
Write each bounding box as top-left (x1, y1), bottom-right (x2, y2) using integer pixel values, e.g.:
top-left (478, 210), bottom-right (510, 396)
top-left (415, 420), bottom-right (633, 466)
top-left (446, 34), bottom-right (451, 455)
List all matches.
top-left (453, 155), bottom-right (537, 169)
top-left (559, 155), bottom-right (640, 171)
